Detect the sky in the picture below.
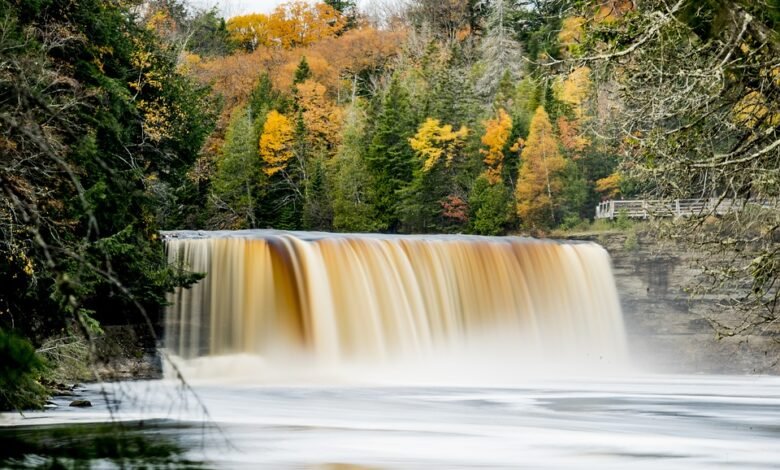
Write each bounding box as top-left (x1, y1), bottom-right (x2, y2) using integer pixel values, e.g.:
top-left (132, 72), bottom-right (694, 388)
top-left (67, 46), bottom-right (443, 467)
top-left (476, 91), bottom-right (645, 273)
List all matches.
top-left (189, 0), bottom-right (393, 18)
top-left (190, 0), bottom-right (298, 16)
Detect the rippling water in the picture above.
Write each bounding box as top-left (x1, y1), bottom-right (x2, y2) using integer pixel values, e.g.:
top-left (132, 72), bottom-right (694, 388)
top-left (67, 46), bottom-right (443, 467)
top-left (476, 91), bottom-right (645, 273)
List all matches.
top-left (2, 375), bottom-right (779, 469)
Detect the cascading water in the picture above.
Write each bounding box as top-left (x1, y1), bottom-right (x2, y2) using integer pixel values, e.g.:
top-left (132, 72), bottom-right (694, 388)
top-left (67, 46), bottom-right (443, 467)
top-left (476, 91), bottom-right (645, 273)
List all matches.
top-left (163, 231), bottom-right (628, 380)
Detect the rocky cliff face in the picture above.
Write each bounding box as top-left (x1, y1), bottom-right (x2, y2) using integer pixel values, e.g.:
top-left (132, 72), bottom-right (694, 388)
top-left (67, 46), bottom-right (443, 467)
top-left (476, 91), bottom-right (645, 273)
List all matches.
top-left (578, 231), bottom-right (779, 374)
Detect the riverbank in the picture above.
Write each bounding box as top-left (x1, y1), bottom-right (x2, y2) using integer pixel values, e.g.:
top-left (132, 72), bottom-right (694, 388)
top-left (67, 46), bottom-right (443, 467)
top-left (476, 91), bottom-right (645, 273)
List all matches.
top-left (563, 228), bottom-right (780, 374)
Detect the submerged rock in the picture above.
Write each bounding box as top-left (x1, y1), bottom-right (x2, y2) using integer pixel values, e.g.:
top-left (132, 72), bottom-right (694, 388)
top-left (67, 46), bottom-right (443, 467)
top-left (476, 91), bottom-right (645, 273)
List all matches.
top-left (69, 400), bottom-right (91, 407)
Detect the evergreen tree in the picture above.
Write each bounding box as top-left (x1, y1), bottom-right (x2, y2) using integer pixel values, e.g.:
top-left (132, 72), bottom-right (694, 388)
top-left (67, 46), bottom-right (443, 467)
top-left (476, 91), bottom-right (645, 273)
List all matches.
top-left (210, 107), bottom-right (263, 228)
top-left (366, 77), bottom-right (417, 231)
top-left (330, 103), bottom-right (382, 232)
top-left (469, 174), bottom-right (512, 235)
top-left (303, 157), bottom-right (333, 230)
top-left (324, 0), bottom-right (358, 30)
top-left (293, 56), bottom-right (313, 85)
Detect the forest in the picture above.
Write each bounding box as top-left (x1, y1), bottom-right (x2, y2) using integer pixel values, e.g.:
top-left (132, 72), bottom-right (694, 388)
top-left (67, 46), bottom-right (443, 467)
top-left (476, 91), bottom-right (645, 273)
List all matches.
top-left (1, 0), bottom-right (779, 410)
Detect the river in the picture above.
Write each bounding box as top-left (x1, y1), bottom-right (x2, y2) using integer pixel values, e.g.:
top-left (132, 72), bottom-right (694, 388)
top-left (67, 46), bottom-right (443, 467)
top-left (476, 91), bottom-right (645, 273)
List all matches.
top-left (2, 374), bottom-right (779, 469)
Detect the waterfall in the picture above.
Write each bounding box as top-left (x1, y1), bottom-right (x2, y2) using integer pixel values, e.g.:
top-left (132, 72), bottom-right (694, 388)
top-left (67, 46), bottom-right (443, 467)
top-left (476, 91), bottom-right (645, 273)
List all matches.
top-left (164, 231), bottom-right (628, 378)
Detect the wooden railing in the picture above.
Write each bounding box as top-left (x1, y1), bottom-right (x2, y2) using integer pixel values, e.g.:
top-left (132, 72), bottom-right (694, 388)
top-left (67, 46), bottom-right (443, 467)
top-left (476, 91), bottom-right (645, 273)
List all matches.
top-left (594, 198), bottom-right (755, 220)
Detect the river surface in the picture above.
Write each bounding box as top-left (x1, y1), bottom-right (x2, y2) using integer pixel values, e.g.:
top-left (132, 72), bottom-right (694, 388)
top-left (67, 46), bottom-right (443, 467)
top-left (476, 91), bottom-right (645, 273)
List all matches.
top-left (2, 374), bottom-right (779, 469)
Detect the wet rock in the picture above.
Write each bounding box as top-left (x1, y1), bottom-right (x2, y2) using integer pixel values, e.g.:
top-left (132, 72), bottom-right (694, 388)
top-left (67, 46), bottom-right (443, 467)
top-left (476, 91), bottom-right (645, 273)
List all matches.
top-left (69, 400), bottom-right (92, 407)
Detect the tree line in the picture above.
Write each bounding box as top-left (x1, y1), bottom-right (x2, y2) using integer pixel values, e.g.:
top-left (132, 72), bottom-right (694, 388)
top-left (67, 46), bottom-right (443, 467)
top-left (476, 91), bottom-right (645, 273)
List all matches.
top-left (166, 0), bottom-right (625, 236)
top-left (2, 0), bottom-right (778, 409)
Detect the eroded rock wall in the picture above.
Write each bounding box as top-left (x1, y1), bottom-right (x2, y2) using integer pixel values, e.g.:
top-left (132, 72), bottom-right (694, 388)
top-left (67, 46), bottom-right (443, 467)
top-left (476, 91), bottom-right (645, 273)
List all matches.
top-left (579, 231), bottom-right (780, 374)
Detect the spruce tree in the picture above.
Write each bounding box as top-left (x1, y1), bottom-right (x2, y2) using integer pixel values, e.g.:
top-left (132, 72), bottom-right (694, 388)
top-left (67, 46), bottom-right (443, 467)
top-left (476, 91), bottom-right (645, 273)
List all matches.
top-left (366, 77), bottom-right (417, 231)
top-left (210, 106), bottom-right (263, 228)
top-left (293, 56), bottom-right (312, 85)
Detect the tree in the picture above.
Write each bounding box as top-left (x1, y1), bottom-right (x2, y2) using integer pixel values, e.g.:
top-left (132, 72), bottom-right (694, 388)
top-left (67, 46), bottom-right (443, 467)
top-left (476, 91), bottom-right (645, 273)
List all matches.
top-left (270, 1), bottom-right (346, 48)
top-left (469, 174), bottom-right (512, 235)
top-left (574, 0), bottom-right (780, 341)
top-left (409, 118), bottom-right (469, 172)
top-left (515, 106), bottom-right (566, 229)
top-left (0, 0), bottom-right (211, 383)
top-left (480, 109), bottom-right (513, 184)
top-left (210, 107), bottom-right (263, 229)
top-left (476, 0), bottom-right (524, 100)
top-left (325, 0), bottom-right (358, 30)
top-left (401, 118), bottom-right (470, 232)
top-left (297, 79), bottom-right (344, 152)
top-left (226, 13), bottom-right (272, 51)
top-left (407, 0), bottom-right (472, 42)
top-left (330, 103), bottom-right (382, 232)
top-left (226, 1), bottom-right (346, 50)
top-left (293, 56), bottom-right (313, 85)
top-left (260, 111), bottom-right (295, 176)
top-left (366, 77), bottom-right (417, 231)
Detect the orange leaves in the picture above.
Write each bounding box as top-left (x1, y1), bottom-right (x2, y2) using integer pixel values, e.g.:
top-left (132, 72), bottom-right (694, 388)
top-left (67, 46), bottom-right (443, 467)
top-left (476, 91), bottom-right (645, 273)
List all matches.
top-left (480, 108), bottom-right (513, 184)
top-left (515, 107), bottom-right (566, 228)
top-left (594, 0), bottom-right (634, 23)
top-left (409, 118), bottom-right (469, 171)
top-left (192, 26), bottom-right (402, 110)
top-left (260, 110), bottom-right (295, 176)
top-left (227, 1), bottom-right (345, 51)
top-left (557, 116), bottom-right (589, 154)
top-left (297, 79), bottom-right (344, 151)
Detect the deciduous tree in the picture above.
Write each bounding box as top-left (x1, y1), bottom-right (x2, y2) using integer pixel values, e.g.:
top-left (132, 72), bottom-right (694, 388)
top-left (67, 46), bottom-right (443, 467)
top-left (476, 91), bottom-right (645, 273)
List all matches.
top-left (515, 106), bottom-right (566, 229)
top-left (260, 111), bottom-right (295, 176)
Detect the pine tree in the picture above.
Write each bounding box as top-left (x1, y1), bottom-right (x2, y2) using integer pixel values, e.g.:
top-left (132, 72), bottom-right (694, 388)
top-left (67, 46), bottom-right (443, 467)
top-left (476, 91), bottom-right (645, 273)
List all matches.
top-left (515, 106), bottom-right (566, 230)
top-left (293, 56), bottom-right (312, 85)
top-left (324, 0), bottom-right (357, 30)
top-left (366, 77), bottom-right (417, 231)
top-left (303, 156), bottom-right (332, 230)
top-left (330, 103), bottom-right (382, 232)
top-left (210, 107), bottom-right (263, 229)
top-left (469, 174), bottom-right (511, 235)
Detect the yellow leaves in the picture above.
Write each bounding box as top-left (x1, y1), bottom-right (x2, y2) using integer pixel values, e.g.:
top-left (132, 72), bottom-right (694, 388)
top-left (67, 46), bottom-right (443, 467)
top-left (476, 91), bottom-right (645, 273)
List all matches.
top-left (178, 52), bottom-right (202, 74)
top-left (733, 90), bottom-right (780, 129)
top-left (7, 244), bottom-right (35, 278)
top-left (276, 1), bottom-right (346, 48)
top-left (480, 109), bottom-right (513, 184)
top-left (595, 172), bottom-right (622, 199)
top-left (227, 1), bottom-right (345, 51)
top-left (297, 79), bottom-right (344, 151)
top-left (227, 13), bottom-right (273, 50)
top-left (138, 99), bottom-right (175, 142)
top-left (559, 17), bottom-right (585, 56)
top-left (410, 118), bottom-right (469, 171)
top-left (260, 110), bottom-right (295, 176)
top-left (515, 106), bottom-right (566, 228)
top-left (555, 66), bottom-right (591, 117)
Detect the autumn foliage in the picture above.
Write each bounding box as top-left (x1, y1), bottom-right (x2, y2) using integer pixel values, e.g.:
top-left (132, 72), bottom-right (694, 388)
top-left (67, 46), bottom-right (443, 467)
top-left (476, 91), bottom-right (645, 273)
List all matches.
top-left (515, 107), bottom-right (567, 229)
top-left (480, 109), bottom-right (513, 184)
top-left (260, 110), bottom-right (295, 176)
